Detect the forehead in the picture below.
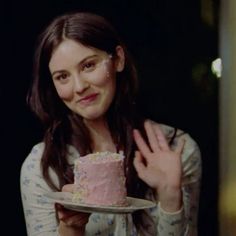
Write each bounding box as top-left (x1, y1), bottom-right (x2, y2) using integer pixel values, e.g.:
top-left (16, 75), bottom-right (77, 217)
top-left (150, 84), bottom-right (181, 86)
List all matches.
top-left (49, 39), bottom-right (106, 71)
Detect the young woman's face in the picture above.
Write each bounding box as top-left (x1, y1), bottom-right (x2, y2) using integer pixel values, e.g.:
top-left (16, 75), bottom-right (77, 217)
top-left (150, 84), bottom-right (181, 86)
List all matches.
top-left (49, 39), bottom-right (124, 121)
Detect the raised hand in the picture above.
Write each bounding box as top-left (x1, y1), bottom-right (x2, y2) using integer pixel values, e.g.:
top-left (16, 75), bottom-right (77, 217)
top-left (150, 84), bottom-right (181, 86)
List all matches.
top-left (133, 120), bottom-right (185, 212)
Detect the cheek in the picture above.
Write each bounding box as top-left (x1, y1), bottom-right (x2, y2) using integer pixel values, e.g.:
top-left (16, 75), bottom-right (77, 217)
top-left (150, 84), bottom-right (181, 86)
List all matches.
top-left (88, 65), bottom-right (115, 86)
top-left (54, 84), bottom-right (74, 101)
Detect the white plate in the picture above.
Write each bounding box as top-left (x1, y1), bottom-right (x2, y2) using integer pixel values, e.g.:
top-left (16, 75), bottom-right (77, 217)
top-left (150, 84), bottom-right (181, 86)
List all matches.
top-left (45, 192), bottom-right (156, 214)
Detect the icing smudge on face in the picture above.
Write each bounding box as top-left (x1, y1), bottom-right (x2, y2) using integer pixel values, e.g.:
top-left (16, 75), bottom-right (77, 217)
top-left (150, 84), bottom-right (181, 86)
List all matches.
top-left (100, 54), bottom-right (113, 79)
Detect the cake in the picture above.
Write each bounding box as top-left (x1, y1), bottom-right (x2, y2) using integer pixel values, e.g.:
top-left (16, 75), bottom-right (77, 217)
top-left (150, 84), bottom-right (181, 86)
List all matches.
top-left (72, 151), bottom-right (127, 206)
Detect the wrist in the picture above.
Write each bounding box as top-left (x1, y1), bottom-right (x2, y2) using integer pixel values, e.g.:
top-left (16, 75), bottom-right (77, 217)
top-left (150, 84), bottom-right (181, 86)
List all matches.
top-left (156, 186), bottom-right (182, 212)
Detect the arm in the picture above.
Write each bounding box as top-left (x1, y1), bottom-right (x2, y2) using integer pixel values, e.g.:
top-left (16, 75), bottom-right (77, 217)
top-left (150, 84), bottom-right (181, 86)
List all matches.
top-left (133, 121), bottom-right (201, 235)
top-left (20, 143), bottom-right (59, 236)
top-left (20, 144), bottom-right (90, 236)
top-left (181, 139), bottom-right (201, 235)
top-left (156, 147), bottom-right (201, 236)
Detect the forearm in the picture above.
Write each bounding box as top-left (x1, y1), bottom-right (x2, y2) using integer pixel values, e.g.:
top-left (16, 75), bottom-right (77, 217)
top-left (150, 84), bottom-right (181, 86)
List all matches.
top-left (155, 187), bottom-right (186, 235)
top-left (58, 221), bottom-right (85, 236)
top-left (156, 181), bottom-right (200, 236)
top-left (157, 202), bottom-right (186, 236)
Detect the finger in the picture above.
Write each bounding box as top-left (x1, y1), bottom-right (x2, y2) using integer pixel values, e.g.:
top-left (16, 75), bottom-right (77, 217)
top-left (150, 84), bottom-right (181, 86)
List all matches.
top-left (65, 213), bottom-right (90, 227)
top-left (175, 138), bottom-right (185, 155)
top-left (55, 203), bottom-right (65, 221)
top-left (62, 184), bottom-right (75, 193)
top-left (153, 124), bottom-right (169, 151)
top-left (55, 203), bottom-right (64, 211)
top-left (133, 151), bottom-right (147, 179)
top-left (144, 120), bottom-right (160, 152)
top-left (133, 129), bottom-right (152, 156)
top-left (56, 205), bottom-right (78, 221)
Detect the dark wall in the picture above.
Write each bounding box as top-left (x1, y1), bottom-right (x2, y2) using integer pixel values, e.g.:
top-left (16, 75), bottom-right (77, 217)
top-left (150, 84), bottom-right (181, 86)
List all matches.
top-left (2, 1), bottom-right (219, 235)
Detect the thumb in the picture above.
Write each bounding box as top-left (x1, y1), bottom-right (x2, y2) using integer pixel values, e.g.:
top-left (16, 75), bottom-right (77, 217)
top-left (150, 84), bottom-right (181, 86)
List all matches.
top-left (62, 184), bottom-right (75, 193)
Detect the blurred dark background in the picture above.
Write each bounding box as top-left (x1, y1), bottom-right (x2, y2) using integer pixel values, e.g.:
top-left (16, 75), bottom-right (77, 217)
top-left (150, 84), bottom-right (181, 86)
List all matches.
top-left (1, 0), bottom-right (219, 235)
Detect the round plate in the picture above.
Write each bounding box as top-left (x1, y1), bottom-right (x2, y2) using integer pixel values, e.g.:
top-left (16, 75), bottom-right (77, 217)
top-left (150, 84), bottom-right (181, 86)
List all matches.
top-left (45, 192), bottom-right (156, 214)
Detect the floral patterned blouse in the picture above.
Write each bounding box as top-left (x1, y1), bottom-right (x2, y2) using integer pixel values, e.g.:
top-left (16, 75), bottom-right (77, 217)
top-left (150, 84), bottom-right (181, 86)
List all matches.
top-left (20, 124), bottom-right (201, 236)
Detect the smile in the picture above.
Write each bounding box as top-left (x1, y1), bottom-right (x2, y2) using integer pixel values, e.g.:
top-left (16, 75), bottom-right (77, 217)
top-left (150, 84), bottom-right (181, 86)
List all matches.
top-left (78, 93), bottom-right (99, 105)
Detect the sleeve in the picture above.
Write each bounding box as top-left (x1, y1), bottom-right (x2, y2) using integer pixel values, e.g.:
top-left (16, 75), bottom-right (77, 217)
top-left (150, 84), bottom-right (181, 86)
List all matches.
top-left (181, 135), bottom-right (202, 236)
top-left (20, 143), bottom-right (60, 236)
top-left (146, 131), bottom-right (201, 236)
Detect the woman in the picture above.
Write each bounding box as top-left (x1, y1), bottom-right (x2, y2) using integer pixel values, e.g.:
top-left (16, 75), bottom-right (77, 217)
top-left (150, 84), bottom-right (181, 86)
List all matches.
top-left (20, 12), bottom-right (201, 236)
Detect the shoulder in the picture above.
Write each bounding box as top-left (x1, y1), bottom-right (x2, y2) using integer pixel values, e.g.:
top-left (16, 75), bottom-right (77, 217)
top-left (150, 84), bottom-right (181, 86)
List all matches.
top-left (149, 121), bottom-right (198, 149)
top-left (150, 121), bottom-right (202, 184)
top-left (21, 142), bottom-right (45, 176)
top-left (158, 123), bottom-right (200, 153)
top-left (20, 142), bottom-right (45, 189)
top-left (20, 142), bottom-right (80, 185)
top-left (20, 143), bottom-right (49, 201)
top-left (21, 142), bottom-right (79, 173)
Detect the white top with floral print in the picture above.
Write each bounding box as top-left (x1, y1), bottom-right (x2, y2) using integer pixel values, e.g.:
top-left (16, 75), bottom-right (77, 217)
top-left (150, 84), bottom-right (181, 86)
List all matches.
top-left (20, 124), bottom-right (201, 236)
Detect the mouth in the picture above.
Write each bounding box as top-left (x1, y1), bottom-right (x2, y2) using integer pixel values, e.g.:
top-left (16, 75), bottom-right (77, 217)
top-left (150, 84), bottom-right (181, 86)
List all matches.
top-left (78, 93), bottom-right (99, 105)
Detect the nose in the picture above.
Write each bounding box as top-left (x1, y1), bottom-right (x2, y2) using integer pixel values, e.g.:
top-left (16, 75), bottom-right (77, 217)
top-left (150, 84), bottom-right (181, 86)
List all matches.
top-left (73, 74), bottom-right (90, 93)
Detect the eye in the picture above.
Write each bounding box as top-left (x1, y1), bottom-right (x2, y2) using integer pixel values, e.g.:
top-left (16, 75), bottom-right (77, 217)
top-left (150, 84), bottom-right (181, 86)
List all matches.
top-left (81, 61), bottom-right (96, 72)
top-left (54, 73), bottom-right (69, 83)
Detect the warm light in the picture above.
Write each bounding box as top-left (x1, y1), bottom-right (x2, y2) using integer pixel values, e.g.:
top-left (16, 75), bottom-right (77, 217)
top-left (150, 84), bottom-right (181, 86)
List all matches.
top-left (211, 58), bottom-right (222, 78)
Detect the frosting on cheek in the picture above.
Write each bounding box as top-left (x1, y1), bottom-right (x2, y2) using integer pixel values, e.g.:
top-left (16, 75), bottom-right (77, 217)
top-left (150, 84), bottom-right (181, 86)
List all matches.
top-left (89, 65), bottom-right (113, 84)
top-left (106, 72), bottom-right (110, 78)
top-left (100, 55), bottom-right (113, 79)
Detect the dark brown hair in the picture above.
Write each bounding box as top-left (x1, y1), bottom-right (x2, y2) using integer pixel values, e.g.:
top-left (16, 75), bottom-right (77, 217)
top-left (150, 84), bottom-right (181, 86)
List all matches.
top-left (28, 11), bottom-right (150, 232)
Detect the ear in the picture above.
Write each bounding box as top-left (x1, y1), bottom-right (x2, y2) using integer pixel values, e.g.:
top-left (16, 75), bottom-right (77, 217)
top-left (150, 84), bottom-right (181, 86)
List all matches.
top-left (115, 45), bottom-right (125, 72)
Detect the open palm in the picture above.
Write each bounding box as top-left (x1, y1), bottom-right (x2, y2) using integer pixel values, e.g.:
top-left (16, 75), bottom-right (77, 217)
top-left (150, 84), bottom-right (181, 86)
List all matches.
top-left (133, 120), bottom-right (185, 201)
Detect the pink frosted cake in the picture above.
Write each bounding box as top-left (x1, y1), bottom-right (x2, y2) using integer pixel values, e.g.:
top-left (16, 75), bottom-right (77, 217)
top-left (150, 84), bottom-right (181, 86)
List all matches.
top-left (72, 151), bottom-right (127, 206)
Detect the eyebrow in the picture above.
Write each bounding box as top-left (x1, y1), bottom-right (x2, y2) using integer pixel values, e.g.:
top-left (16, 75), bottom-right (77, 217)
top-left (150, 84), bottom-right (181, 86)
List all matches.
top-left (51, 54), bottom-right (98, 77)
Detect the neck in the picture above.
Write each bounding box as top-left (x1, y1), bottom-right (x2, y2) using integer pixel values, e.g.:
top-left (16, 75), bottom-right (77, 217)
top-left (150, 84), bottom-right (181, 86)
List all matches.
top-left (83, 117), bottom-right (116, 152)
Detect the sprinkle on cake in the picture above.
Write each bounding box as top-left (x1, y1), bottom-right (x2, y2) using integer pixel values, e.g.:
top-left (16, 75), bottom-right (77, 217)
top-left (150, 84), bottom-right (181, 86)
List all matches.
top-left (72, 151), bottom-right (128, 206)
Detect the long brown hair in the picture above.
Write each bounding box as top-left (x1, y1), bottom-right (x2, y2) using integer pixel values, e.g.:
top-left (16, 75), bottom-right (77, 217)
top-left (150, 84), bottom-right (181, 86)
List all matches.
top-left (27, 11), bottom-right (150, 231)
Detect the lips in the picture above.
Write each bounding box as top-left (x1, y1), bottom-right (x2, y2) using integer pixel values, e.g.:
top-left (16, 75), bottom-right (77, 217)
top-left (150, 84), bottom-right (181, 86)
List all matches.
top-left (78, 93), bottom-right (99, 105)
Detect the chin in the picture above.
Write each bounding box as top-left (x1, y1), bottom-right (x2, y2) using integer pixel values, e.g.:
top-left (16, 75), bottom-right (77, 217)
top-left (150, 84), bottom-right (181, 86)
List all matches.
top-left (82, 112), bottom-right (105, 121)
top-left (75, 106), bottom-right (109, 121)
top-left (84, 106), bottom-right (109, 119)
